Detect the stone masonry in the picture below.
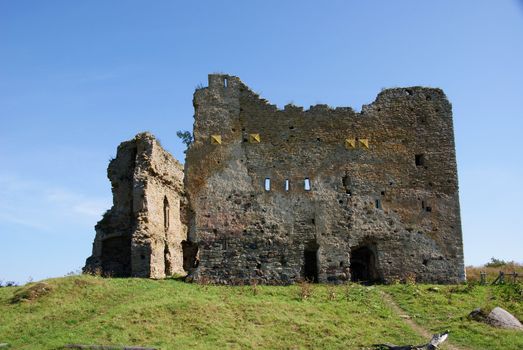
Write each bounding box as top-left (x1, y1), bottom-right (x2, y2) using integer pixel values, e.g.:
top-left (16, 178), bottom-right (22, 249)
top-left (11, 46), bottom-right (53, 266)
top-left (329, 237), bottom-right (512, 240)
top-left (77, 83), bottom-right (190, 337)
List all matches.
top-left (84, 132), bottom-right (186, 278)
top-left (85, 74), bottom-right (465, 284)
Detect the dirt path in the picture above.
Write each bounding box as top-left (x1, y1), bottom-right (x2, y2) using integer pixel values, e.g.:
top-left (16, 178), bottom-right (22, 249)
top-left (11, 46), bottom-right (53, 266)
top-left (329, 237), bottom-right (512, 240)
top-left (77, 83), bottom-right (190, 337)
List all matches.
top-left (379, 291), bottom-right (471, 350)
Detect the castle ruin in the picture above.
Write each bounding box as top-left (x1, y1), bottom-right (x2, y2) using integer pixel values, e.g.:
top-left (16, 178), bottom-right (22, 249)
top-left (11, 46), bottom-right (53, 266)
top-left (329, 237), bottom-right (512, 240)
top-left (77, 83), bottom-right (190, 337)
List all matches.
top-left (85, 74), bottom-right (465, 284)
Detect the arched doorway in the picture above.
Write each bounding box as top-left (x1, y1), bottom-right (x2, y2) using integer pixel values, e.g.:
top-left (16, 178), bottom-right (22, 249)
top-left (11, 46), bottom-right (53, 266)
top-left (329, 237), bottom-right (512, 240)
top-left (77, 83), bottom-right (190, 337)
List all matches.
top-left (303, 241), bottom-right (319, 283)
top-left (349, 245), bottom-right (380, 284)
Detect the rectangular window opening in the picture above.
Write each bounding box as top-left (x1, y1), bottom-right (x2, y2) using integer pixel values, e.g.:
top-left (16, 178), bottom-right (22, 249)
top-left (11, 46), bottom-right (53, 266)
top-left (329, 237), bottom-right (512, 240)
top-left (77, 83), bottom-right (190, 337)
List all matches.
top-left (422, 201), bottom-right (432, 212)
top-left (264, 178), bottom-right (271, 191)
top-left (304, 178), bottom-right (311, 191)
top-left (415, 154), bottom-right (425, 166)
top-left (224, 78), bottom-right (228, 88)
top-left (375, 199), bottom-right (382, 209)
top-left (285, 179), bottom-right (290, 192)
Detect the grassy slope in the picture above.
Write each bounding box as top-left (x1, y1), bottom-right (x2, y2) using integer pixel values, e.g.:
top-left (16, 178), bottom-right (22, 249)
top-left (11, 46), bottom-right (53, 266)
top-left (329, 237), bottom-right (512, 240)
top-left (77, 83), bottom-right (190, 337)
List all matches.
top-left (0, 276), bottom-right (521, 350)
top-left (0, 276), bottom-right (421, 350)
top-left (382, 284), bottom-right (523, 350)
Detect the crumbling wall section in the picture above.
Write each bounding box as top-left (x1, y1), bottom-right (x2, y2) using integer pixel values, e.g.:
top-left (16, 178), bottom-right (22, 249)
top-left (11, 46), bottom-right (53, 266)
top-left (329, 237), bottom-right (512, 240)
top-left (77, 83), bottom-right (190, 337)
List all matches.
top-left (84, 132), bottom-right (186, 278)
top-left (84, 138), bottom-right (137, 277)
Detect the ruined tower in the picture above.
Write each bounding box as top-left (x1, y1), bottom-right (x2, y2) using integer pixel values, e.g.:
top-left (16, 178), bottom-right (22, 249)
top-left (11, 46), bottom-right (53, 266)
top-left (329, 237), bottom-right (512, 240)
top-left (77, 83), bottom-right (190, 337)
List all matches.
top-left (184, 74), bottom-right (465, 284)
top-left (84, 132), bottom-right (186, 278)
top-left (85, 74), bottom-right (465, 284)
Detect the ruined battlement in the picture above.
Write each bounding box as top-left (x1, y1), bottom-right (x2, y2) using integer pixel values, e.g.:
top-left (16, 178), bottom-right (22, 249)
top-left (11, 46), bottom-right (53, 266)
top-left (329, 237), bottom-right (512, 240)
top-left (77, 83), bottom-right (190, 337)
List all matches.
top-left (86, 74), bottom-right (465, 284)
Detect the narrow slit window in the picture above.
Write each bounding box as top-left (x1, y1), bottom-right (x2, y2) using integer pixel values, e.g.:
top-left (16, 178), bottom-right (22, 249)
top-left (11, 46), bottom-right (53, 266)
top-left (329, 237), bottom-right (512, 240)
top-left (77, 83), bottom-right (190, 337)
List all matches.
top-left (415, 154), bottom-right (425, 166)
top-left (163, 196), bottom-right (170, 230)
top-left (304, 178), bottom-right (311, 191)
top-left (375, 199), bottom-right (382, 209)
top-left (264, 178), bottom-right (271, 191)
top-left (285, 179), bottom-right (290, 192)
top-left (224, 78), bottom-right (228, 88)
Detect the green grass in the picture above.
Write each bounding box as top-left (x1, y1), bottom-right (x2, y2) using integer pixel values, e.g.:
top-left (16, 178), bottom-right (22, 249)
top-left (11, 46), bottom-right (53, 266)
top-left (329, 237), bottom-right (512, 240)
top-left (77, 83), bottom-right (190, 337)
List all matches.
top-left (382, 283), bottom-right (523, 350)
top-left (0, 276), bottom-right (521, 349)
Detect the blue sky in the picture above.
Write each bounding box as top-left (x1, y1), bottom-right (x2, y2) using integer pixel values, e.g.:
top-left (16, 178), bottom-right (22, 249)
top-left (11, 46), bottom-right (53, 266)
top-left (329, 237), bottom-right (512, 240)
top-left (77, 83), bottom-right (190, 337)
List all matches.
top-left (1, 1), bottom-right (522, 283)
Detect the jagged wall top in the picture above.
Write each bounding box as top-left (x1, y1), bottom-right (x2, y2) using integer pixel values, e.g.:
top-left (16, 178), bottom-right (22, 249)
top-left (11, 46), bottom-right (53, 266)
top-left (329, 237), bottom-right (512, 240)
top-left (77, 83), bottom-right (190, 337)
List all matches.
top-left (198, 73), bottom-right (451, 117)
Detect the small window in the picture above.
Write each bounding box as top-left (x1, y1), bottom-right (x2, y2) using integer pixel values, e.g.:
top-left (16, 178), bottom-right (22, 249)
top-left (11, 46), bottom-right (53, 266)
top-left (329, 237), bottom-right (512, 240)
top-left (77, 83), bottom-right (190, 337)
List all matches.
top-left (415, 154), bottom-right (425, 166)
top-left (163, 196), bottom-right (170, 230)
top-left (375, 199), bottom-right (382, 209)
top-left (264, 178), bottom-right (271, 191)
top-left (304, 178), bottom-right (311, 191)
top-left (224, 78), bottom-right (228, 87)
top-left (285, 179), bottom-right (290, 192)
top-left (342, 174), bottom-right (352, 194)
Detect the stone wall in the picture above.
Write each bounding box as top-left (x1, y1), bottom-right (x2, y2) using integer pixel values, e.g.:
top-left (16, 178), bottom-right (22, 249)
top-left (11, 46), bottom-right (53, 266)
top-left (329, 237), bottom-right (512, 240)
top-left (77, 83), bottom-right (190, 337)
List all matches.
top-left (184, 74), bottom-right (465, 284)
top-left (84, 132), bottom-right (186, 278)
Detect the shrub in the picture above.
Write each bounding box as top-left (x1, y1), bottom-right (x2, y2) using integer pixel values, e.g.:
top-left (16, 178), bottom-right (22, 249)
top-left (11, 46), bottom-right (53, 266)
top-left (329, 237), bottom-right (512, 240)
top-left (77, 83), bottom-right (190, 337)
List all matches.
top-left (298, 280), bottom-right (313, 301)
top-left (485, 257), bottom-right (508, 268)
top-left (327, 285), bottom-right (337, 301)
top-left (176, 130), bottom-right (193, 153)
top-left (404, 272), bottom-right (417, 285)
top-left (498, 283), bottom-right (523, 303)
top-left (250, 279), bottom-right (259, 296)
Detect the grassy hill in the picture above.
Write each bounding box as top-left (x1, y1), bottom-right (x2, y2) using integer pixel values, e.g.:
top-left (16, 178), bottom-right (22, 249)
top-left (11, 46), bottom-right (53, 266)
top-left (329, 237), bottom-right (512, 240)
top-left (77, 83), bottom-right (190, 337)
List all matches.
top-left (0, 276), bottom-right (522, 349)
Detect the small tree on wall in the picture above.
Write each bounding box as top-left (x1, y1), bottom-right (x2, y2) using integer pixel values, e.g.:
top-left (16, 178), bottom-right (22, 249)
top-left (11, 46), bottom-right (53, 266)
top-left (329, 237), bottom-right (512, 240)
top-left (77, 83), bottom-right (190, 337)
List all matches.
top-left (176, 130), bottom-right (193, 153)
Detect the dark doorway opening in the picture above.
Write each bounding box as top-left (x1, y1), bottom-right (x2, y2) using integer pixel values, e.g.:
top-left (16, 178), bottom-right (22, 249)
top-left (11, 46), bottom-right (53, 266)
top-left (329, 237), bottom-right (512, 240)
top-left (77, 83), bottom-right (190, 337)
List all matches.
top-left (101, 236), bottom-right (131, 277)
top-left (164, 245), bottom-right (172, 276)
top-left (303, 241), bottom-right (319, 283)
top-left (182, 240), bottom-right (199, 272)
top-left (350, 245), bottom-right (380, 284)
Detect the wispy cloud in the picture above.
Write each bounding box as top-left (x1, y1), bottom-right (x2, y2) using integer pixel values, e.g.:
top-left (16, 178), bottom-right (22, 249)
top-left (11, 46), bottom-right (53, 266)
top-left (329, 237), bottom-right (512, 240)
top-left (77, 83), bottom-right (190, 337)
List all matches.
top-left (0, 174), bottom-right (110, 233)
top-left (0, 212), bottom-right (50, 231)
